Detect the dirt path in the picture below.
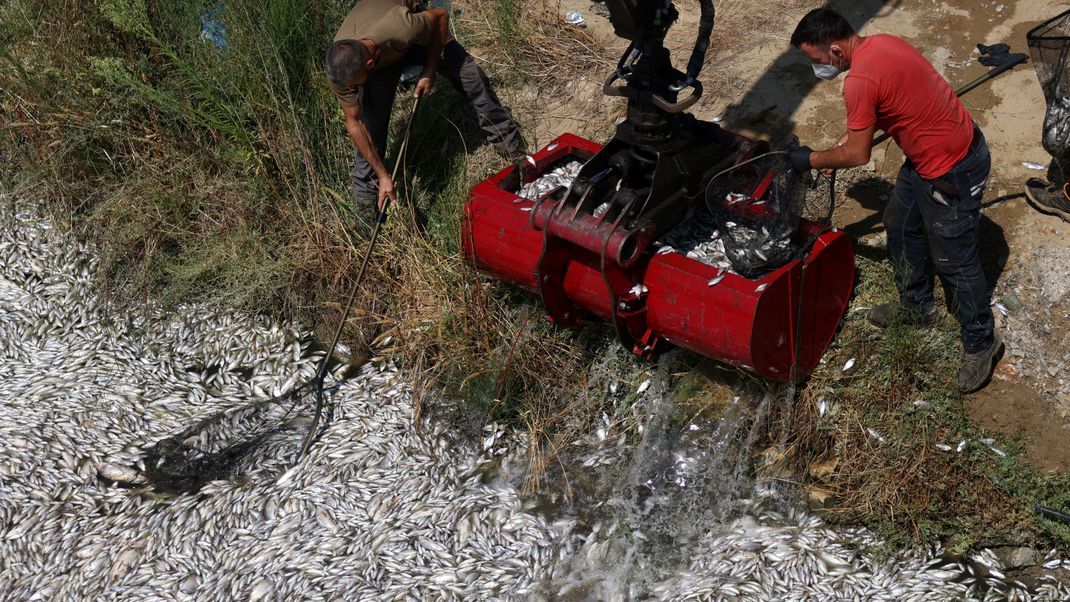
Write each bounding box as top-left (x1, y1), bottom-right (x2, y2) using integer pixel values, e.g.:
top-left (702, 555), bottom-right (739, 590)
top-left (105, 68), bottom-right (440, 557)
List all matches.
top-left (533, 0), bottom-right (1070, 472)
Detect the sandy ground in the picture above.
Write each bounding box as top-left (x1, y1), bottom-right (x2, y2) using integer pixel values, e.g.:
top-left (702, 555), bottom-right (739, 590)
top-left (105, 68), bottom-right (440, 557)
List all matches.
top-left (520, 0), bottom-right (1070, 472)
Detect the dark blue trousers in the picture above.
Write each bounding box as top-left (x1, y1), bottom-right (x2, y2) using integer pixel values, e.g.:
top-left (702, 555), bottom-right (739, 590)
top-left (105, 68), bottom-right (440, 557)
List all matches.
top-left (884, 124), bottom-right (994, 353)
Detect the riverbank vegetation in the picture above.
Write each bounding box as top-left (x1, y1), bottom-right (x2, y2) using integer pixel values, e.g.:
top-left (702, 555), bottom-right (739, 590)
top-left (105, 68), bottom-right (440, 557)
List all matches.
top-left (2, 0), bottom-right (1067, 554)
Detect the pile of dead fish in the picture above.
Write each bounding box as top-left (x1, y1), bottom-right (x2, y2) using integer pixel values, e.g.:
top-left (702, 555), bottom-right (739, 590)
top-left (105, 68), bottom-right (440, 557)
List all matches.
top-left (655, 210), bottom-right (737, 273)
top-left (2, 198), bottom-right (1068, 601)
top-left (518, 160), bottom-right (582, 201)
top-left (0, 202), bottom-right (557, 599)
top-left (647, 508), bottom-right (1069, 601)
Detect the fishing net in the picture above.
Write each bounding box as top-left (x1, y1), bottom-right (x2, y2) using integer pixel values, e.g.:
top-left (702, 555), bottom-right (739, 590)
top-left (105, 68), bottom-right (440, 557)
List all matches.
top-left (112, 100), bottom-right (420, 496)
top-left (1029, 9), bottom-right (1070, 177)
top-left (141, 377), bottom-right (332, 494)
top-left (703, 137), bottom-right (834, 278)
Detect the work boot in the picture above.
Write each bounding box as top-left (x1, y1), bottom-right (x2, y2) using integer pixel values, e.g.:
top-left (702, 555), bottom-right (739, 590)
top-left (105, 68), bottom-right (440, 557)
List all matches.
top-left (867, 302), bottom-right (941, 329)
top-left (958, 330), bottom-right (1004, 394)
top-left (1024, 177), bottom-right (1070, 223)
top-left (496, 138), bottom-right (528, 164)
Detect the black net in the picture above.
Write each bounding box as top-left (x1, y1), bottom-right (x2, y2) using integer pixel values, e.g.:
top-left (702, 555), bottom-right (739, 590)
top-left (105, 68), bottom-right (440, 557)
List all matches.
top-left (703, 138), bottom-right (834, 278)
top-left (1028, 9), bottom-right (1070, 174)
top-left (139, 377), bottom-right (329, 494)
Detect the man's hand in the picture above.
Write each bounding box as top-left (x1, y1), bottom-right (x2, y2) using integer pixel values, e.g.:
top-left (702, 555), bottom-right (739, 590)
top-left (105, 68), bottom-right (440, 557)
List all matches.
top-left (376, 174), bottom-right (397, 211)
top-left (788, 146), bottom-right (814, 173)
top-left (413, 74), bottom-right (435, 98)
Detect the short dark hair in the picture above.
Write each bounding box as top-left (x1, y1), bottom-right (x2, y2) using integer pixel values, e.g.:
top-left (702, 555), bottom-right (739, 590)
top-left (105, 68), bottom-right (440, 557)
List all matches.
top-left (325, 40), bottom-right (368, 86)
top-left (790, 9), bottom-right (855, 48)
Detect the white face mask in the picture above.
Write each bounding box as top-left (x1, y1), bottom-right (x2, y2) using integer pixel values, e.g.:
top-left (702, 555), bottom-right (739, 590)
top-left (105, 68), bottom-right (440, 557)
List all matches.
top-left (812, 63), bottom-right (841, 80)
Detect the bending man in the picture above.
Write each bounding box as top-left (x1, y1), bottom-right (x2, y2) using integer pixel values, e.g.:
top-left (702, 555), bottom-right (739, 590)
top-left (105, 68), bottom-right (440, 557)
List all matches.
top-left (325, 0), bottom-right (525, 233)
top-left (786, 8), bottom-right (1001, 393)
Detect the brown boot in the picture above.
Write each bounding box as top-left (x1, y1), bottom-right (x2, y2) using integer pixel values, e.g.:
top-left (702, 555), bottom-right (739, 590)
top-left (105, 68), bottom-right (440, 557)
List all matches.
top-left (1024, 177), bottom-right (1070, 223)
top-left (958, 330), bottom-right (1004, 394)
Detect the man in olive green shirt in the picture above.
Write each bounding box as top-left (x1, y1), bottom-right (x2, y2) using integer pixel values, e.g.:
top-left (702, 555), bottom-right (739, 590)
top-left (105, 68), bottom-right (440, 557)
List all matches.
top-left (326, 0), bottom-right (524, 232)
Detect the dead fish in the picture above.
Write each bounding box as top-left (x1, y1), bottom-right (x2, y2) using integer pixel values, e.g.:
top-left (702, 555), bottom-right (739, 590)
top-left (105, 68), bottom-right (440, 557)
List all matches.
top-left (97, 462), bottom-right (144, 485)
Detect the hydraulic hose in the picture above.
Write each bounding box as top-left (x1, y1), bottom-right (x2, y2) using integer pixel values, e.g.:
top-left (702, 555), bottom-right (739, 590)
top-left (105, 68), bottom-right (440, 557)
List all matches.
top-left (678, 0), bottom-right (715, 88)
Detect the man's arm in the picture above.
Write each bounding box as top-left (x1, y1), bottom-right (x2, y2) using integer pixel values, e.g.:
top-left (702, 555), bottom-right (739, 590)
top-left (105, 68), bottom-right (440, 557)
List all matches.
top-left (413, 8), bottom-right (450, 98)
top-left (810, 124), bottom-right (876, 170)
top-left (343, 102), bottom-right (395, 208)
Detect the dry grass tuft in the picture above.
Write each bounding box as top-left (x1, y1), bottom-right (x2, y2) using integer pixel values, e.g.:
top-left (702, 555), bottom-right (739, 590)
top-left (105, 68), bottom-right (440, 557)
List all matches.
top-left (455, 0), bottom-right (610, 84)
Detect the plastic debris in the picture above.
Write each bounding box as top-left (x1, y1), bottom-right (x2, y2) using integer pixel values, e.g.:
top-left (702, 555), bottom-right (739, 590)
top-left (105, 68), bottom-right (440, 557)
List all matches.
top-left (565, 10), bottom-right (587, 28)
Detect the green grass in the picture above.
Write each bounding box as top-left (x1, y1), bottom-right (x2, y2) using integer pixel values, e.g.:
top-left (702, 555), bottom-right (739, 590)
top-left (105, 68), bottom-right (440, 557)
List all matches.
top-left (792, 254), bottom-right (1070, 552)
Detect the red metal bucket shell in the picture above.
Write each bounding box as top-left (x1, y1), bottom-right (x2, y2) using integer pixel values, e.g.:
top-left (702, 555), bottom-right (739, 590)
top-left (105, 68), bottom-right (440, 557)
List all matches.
top-left (462, 134), bottom-right (855, 381)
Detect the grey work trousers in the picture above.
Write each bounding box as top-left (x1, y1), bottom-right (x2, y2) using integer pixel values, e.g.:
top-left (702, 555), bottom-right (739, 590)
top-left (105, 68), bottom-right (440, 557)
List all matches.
top-left (351, 40), bottom-right (523, 201)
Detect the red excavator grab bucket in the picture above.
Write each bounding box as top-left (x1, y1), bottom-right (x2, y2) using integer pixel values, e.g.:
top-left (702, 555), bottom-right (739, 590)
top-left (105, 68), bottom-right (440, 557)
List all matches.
top-left (463, 134), bottom-right (855, 382)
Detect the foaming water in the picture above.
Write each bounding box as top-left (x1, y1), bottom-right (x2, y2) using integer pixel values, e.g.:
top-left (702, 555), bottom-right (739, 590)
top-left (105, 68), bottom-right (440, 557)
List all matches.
top-left (500, 351), bottom-right (1070, 601)
top-left (531, 359), bottom-right (799, 598)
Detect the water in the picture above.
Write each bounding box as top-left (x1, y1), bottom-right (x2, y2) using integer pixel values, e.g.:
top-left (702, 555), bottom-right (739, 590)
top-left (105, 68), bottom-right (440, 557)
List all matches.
top-left (489, 348), bottom-right (1070, 600)
top-left (530, 365), bottom-right (802, 599)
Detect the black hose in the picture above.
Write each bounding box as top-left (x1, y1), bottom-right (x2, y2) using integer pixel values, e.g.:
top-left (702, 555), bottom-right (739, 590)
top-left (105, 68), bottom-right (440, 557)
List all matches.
top-left (682, 0), bottom-right (715, 83)
top-left (1036, 504), bottom-right (1070, 523)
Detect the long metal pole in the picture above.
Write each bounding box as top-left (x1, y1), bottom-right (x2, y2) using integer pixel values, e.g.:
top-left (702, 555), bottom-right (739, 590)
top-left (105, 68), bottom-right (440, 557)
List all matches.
top-left (299, 96), bottom-right (421, 458)
top-left (1036, 504), bottom-right (1070, 523)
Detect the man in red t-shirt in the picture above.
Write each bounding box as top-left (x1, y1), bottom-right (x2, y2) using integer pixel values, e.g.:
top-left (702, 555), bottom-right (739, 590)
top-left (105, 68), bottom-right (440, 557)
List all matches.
top-left (787, 8), bottom-right (1001, 393)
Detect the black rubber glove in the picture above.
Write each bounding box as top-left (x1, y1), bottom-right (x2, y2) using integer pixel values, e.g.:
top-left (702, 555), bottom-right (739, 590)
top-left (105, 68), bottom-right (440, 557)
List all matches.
top-left (788, 146), bottom-right (814, 173)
